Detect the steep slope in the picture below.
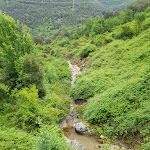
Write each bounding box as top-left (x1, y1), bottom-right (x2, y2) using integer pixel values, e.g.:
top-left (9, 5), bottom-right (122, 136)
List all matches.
top-left (47, 5), bottom-right (150, 149)
top-left (0, 11), bottom-right (72, 149)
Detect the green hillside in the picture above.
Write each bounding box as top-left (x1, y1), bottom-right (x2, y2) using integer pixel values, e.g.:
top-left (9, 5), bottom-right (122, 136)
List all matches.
top-left (46, 5), bottom-right (150, 149)
top-left (98, 0), bottom-right (135, 11)
top-left (0, 0), bottom-right (105, 35)
top-left (0, 1), bottom-right (150, 150)
top-left (0, 0), bottom-right (139, 36)
top-left (0, 11), bottom-right (71, 149)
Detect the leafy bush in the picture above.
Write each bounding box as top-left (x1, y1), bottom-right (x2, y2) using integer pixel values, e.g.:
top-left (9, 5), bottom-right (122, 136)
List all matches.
top-left (0, 83), bottom-right (9, 100)
top-left (141, 142), bottom-right (150, 150)
top-left (74, 105), bottom-right (85, 115)
top-left (113, 22), bottom-right (137, 39)
top-left (41, 93), bottom-right (68, 124)
top-left (71, 77), bottom-right (95, 100)
top-left (33, 35), bottom-right (44, 45)
top-left (17, 54), bottom-right (46, 98)
top-left (59, 38), bottom-right (70, 47)
top-left (0, 127), bottom-right (36, 150)
top-left (79, 44), bottom-right (97, 58)
top-left (143, 18), bottom-right (150, 29)
top-left (84, 75), bottom-right (150, 142)
top-left (44, 63), bottom-right (58, 84)
top-left (36, 125), bottom-right (70, 150)
top-left (9, 85), bottom-right (41, 131)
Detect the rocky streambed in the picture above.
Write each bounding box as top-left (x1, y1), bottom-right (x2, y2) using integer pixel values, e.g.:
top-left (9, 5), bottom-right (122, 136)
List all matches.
top-left (59, 61), bottom-right (126, 150)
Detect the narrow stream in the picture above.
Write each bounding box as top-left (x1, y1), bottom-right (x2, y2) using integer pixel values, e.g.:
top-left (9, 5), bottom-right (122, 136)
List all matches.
top-left (59, 61), bottom-right (128, 150)
top-left (60, 61), bottom-right (100, 150)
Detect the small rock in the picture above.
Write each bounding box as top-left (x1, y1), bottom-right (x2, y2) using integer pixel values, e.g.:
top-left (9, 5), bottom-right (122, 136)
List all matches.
top-left (74, 122), bottom-right (88, 134)
top-left (60, 120), bottom-right (67, 129)
top-left (100, 135), bottom-right (105, 139)
top-left (65, 137), bottom-right (85, 150)
top-left (71, 140), bottom-right (85, 150)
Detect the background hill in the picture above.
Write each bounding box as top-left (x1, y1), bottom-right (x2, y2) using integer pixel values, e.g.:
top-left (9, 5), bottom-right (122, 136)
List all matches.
top-left (0, 0), bottom-right (105, 35)
top-left (0, 0), bottom-right (136, 35)
top-left (98, 0), bottom-right (135, 11)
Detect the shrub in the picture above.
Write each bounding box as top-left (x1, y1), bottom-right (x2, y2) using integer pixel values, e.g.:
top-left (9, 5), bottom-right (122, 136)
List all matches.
top-left (113, 22), bottom-right (137, 39)
top-left (141, 142), bottom-right (150, 150)
top-left (36, 125), bottom-right (70, 150)
top-left (79, 44), bottom-right (97, 58)
top-left (44, 63), bottom-right (58, 84)
top-left (59, 38), bottom-right (69, 47)
top-left (0, 127), bottom-right (36, 150)
top-left (0, 83), bottom-right (9, 100)
top-left (143, 18), bottom-right (150, 29)
top-left (17, 54), bottom-right (46, 98)
top-left (33, 35), bottom-right (44, 45)
top-left (10, 85), bottom-right (40, 131)
top-left (71, 78), bottom-right (95, 100)
top-left (41, 93), bottom-right (68, 124)
top-left (83, 75), bottom-right (150, 142)
top-left (74, 105), bottom-right (85, 115)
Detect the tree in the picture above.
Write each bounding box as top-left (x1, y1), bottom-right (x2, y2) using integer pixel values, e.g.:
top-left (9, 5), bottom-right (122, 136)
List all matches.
top-left (124, 9), bottom-right (133, 23)
top-left (134, 12), bottom-right (146, 31)
top-left (0, 12), bottom-right (34, 90)
top-left (86, 17), bottom-right (93, 31)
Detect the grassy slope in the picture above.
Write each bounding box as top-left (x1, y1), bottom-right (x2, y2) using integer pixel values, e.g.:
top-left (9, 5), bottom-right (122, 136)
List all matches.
top-left (49, 7), bottom-right (150, 149)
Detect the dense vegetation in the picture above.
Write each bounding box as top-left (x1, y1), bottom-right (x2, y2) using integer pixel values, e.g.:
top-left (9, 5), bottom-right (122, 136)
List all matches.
top-left (0, 0), bottom-right (139, 36)
top-left (0, 11), bottom-right (71, 149)
top-left (44, 3), bottom-right (150, 149)
top-left (0, 0), bottom-right (105, 36)
top-left (0, 0), bottom-right (150, 149)
top-left (98, 0), bottom-right (134, 11)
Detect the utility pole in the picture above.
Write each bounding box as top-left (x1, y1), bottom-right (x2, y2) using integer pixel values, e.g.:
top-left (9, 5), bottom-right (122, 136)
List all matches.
top-left (6, 0), bottom-right (8, 6)
top-left (73, 0), bottom-right (75, 10)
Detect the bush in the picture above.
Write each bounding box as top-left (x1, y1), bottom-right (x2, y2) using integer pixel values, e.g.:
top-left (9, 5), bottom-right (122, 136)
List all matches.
top-left (17, 54), bottom-right (46, 98)
top-left (59, 38), bottom-right (69, 47)
top-left (113, 22), bottom-right (137, 39)
top-left (10, 85), bottom-right (41, 131)
top-left (41, 93), bottom-right (68, 124)
top-left (83, 75), bottom-right (150, 142)
top-left (143, 18), bottom-right (150, 29)
top-left (141, 142), bottom-right (150, 150)
top-left (0, 127), bottom-right (36, 150)
top-left (0, 83), bottom-right (9, 100)
top-left (79, 44), bottom-right (97, 58)
top-left (33, 35), bottom-right (44, 45)
top-left (74, 105), bottom-right (85, 115)
top-left (36, 125), bottom-right (70, 150)
top-left (71, 78), bottom-right (95, 100)
top-left (44, 63), bottom-right (58, 84)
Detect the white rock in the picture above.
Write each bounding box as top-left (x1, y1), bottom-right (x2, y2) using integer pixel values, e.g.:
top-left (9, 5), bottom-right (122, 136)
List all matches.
top-left (74, 122), bottom-right (88, 134)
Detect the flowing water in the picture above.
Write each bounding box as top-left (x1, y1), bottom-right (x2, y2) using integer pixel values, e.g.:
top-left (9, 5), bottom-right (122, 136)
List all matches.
top-left (60, 61), bottom-right (100, 150)
top-left (59, 61), bottom-right (127, 150)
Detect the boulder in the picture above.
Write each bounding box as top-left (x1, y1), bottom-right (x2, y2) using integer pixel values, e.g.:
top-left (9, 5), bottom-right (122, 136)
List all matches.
top-left (74, 122), bottom-right (88, 134)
